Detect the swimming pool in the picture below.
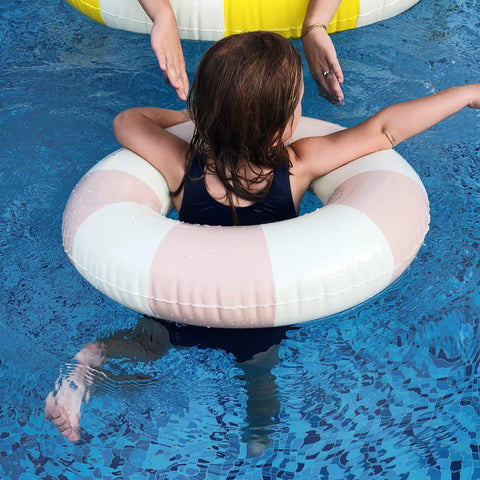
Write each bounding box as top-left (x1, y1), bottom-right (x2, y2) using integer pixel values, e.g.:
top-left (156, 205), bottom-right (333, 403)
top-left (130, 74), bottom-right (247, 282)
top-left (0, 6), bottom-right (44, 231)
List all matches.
top-left (1, 0), bottom-right (479, 478)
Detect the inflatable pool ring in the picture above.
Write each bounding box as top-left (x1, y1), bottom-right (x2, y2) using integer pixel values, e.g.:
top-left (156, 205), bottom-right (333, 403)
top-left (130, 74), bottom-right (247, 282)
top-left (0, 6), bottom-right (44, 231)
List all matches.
top-left (62, 117), bottom-right (430, 328)
top-left (64, 0), bottom-right (421, 39)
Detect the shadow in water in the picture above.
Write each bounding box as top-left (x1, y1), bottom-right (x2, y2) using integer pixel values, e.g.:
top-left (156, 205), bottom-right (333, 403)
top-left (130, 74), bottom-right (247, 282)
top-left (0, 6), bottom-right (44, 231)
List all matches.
top-left (90, 316), bottom-right (294, 456)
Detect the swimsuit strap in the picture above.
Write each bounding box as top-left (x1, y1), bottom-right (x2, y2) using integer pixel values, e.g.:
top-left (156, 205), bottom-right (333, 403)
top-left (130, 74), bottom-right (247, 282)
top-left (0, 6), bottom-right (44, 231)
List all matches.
top-left (179, 155), bottom-right (296, 226)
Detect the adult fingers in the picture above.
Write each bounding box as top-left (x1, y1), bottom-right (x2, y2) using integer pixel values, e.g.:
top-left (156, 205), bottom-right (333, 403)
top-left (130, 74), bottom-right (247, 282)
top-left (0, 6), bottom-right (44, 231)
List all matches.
top-left (321, 68), bottom-right (344, 104)
top-left (151, 21), bottom-right (189, 101)
top-left (302, 29), bottom-right (345, 104)
top-left (163, 60), bottom-right (189, 101)
top-left (314, 52), bottom-right (344, 104)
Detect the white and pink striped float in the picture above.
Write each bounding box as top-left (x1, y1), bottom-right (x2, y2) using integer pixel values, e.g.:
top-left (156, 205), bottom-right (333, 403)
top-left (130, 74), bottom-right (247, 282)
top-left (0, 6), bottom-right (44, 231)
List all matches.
top-left (62, 117), bottom-right (429, 328)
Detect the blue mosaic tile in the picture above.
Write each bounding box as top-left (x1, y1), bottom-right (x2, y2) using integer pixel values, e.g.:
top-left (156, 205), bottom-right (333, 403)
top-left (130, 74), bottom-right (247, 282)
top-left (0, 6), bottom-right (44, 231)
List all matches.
top-left (2, 0), bottom-right (480, 478)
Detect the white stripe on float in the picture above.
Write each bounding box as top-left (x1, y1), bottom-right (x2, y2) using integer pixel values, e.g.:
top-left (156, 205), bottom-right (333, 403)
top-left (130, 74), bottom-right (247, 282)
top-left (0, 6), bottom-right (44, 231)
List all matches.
top-left (357, 0), bottom-right (420, 27)
top-left (99, 0), bottom-right (226, 39)
top-left (171, 0), bottom-right (225, 40)
top-left (99, 0), bottom-right (152, 33)
top-left (166, 121), bottom-right (195, 143)
top-left (262, 205), bottom-right (394, 326)
top-left (71, 203), bottom-right (177, 315)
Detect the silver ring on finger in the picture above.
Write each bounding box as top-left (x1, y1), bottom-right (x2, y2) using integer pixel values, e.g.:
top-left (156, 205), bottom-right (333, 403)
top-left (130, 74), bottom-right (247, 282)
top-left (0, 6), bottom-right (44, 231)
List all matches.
top-left (323, 70), bottom-right (332, 78)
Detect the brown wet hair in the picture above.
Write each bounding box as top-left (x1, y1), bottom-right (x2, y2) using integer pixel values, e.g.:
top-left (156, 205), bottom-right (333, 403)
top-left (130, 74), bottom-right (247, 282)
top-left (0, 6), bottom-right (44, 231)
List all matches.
top-left (172, 31), bottom-right (303, 218)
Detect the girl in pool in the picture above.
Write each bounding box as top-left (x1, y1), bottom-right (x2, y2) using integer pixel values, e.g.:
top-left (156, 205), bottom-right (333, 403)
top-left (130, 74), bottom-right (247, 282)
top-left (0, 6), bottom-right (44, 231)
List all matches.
top-left (114, 31), bottom-right (479, 227)
top-left (47, 32), bottom-right (479, 442)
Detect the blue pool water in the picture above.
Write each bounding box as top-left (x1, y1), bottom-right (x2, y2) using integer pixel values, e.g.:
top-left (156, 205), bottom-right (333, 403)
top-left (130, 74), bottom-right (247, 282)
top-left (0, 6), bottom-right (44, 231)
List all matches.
top-left (1, 0), bottom-right (479, 478)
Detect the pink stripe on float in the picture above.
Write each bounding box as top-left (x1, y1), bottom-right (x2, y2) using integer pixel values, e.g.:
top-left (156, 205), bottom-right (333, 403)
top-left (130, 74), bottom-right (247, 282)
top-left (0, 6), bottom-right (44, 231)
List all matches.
top-left (63, 170), bottom-right (163, 257)
top-left (147, 224), bottom-right (276, 328)
top-left (329, 171), bottom-right (430, 280)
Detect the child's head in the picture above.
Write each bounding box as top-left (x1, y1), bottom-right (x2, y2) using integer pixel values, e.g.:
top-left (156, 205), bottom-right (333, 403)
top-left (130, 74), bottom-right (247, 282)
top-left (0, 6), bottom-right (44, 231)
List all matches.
top-left (187, 31), bottom-right (303, 175)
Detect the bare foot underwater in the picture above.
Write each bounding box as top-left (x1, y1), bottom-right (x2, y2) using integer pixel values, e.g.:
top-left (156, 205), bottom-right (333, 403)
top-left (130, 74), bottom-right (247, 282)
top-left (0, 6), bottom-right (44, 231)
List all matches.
top-left (45, 341), bottom-right (107, 442)
top-left (44, 318), bottom-right (169, 442)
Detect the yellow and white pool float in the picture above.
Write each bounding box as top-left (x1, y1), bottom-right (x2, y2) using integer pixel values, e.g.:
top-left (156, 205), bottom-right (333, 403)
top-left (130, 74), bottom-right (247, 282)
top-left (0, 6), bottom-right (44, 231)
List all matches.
top-left (64, 0), bottom-right (420, 40)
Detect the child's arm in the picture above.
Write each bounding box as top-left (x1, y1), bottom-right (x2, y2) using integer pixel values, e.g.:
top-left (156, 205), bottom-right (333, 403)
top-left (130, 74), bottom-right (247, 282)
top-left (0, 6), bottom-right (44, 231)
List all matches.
top-left (113, 107), bottom-right (189, 189)
top-left (138, 0), bottom-right (189, 101)
top-left (293, 84), bottom-right (480, 179)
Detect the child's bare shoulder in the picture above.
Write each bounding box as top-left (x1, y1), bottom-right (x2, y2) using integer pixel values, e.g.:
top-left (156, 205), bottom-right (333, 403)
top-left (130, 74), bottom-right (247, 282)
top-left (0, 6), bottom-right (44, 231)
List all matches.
top-left (289, 136), bottom-right (328, 164)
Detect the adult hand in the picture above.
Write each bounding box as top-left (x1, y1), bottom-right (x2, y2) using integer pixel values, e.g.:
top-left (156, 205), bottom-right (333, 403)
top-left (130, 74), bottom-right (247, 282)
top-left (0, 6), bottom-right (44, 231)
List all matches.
top-left (149, 10), bottom-right (189, 101)
top-left (302, 26), bottom-right (344, 104)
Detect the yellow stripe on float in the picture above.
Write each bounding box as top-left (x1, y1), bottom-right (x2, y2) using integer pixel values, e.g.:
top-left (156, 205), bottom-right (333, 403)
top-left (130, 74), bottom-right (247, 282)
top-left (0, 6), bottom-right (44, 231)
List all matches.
top-left (326, 0), bottom-right (359, 33)
top-left (65, 0), bottom-right (104, 25)
top-left (224, 0), bottom-right (309, 38)
top-left (224, 0), bottom-right (359, 38)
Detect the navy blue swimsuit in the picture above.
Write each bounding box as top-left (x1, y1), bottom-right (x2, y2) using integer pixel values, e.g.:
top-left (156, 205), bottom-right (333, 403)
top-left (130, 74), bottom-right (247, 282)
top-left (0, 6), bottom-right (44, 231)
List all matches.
top-left (179, 155), bottom-right (297, 226)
